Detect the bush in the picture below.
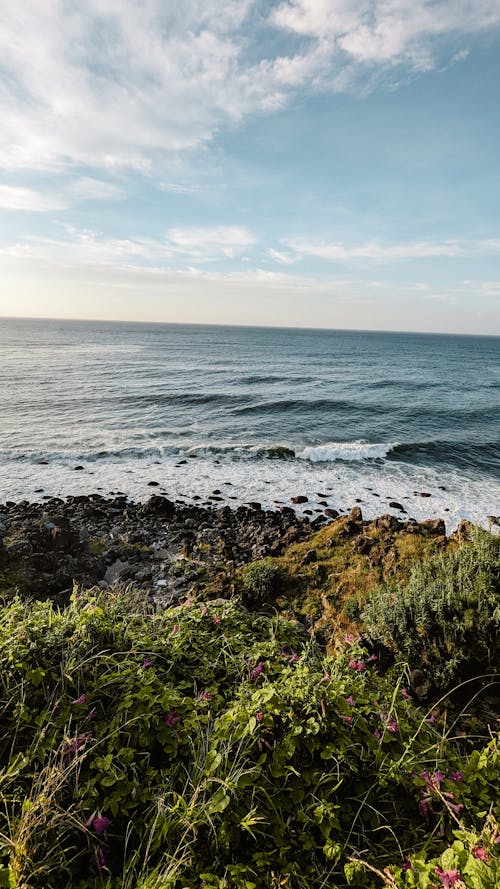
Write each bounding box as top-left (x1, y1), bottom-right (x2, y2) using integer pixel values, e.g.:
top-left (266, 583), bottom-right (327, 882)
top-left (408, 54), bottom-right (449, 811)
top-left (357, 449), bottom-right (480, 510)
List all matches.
top-left (240, 558), bottom-right (285, 604)
top-left (362, 528), bottom-right (500, 689)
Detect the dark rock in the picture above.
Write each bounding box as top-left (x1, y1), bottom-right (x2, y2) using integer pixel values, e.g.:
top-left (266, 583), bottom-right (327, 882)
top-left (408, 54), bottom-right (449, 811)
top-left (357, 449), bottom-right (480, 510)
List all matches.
top-left (415, 491), bottom-right (432, 498)
top-left (487, 515), bottom-right (500, 526)
top-left (147, 481), bottom-right (160, 487)
top-left (347, 506), bottom-right (363, 523)
top-left (388, 501), bottom-right (406, 512)
top-left (302, 549), bottom-right (317, 564)
top-left (353, 535), bottom-right (375, 554)
top-left (291, 495), bottom-right (308, 504)
top-left (420, 518), bottom-right (445, 536)
top-left (104, 559), bottom-right (131, 584)
top-left (324, 508), bottom-right (339, 519)
top-left (73, 466), bottom-right (84, 471)
top-left (374, 514), bottom-right (403, 532)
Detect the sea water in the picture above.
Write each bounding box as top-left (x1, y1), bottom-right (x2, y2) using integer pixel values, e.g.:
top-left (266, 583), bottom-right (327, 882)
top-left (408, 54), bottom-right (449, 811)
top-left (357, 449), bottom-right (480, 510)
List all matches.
top-left (1, 317), bottom-right (499, 528)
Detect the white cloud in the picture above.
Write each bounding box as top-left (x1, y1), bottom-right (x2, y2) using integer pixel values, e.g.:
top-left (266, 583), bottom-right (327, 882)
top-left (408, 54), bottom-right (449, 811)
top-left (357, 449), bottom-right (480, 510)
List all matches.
top-left (267, 247), bottom-right (297, 264)
top-left (0, 184), bottom-right (66, 211)
top-left (68, 178), bottom-right (124, 201)
top-left (0, 1), bottom-right (498, 175)
top-left (284, 236), bottom-right (500, 262)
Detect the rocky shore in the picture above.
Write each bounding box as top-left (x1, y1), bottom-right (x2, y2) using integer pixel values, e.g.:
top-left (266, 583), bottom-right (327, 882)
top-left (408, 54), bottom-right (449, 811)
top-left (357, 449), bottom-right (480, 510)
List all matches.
top-left (0, 492), bottom-right (469, 620)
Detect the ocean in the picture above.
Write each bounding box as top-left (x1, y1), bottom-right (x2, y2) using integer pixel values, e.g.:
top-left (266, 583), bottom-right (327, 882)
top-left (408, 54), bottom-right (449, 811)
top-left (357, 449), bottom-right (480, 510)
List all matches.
top-left (1, 317), bottom-right (499, 529)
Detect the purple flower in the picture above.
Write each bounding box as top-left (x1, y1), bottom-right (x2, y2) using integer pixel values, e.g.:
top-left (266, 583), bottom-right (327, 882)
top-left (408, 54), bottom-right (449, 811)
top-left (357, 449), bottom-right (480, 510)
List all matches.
top-left (419, 798), bottom-right (431, 817)
top-left (449, 771), bottom-right (462, 782)
top-left (86, 708), bottom-right (97, 721)
top-left (280, 646), bottom-right (289, 657)
top-left (402, 860), bottom-right (413, 872)
top-left (171, 624), bottom-right (180, 634)
top-left (401, 688), bottom-right (410, 699)
top-left (141, 658), bottom-right (153, 669)
top-left (163, 710), bottom-right (180, 727)
top-left (381, 713), bottom-right (398, 734)
top-left (435, 867), bottom-right (461, 887)
top-left (425, 714), bottom-right (436, 725)
top-left (447, 801), bottom-right (464, 816)
top-left (249, 663), bottom-right (265, 682)
top-left (349, 659), bottom-right (365, 671)
top-left (256, 711), bottom-right (263, 722)
top-left (322, 672), bottom-right (331, 682)
top-left (67, 732), bottom-right (92, 755)
top-left (213, 615), bottom-right (220, 624)
top-left (72, 693), bottom-right (87, 705)
top-left (289, 652), bottom-right (300, 663)
top-left (87, 813), bottom-right (111, 836)
top-left (374, 728), bottom-right (381, 741)
top-left (473, 846), bottom-right (487, 861)
top-left (346, 695), bottom-right (356, 706)
top-left (92, 846), bottom-right (106, 872)
top-left (342, 715), bottom-right (353, 726)
top-left (367, 654), bottom-right (378, 663)
top-left (197, 691), bottom-right (212, 700)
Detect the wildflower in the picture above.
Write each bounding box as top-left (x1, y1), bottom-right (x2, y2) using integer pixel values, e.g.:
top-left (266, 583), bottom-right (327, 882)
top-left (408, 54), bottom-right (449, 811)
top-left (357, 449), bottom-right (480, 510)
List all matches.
top-left (425, 714), bottom-right (436, 725)
top-left (349, 659), bottom-right (365, 671)
top-left (141, 658), bottom-right (153, 669)
top-left (435, 867), bottom-right (461, 887)
top-left (374, 728), bottom-right (381, 741)
top-left (322, 672), bottom-right (331, 682)
top-left (289, 652), bottom-right (300, 663)
top-left (197, 691), bottom-right (212, 700)
top-left (200, 606), bottom-right (208, 616)
top-left (342, 715), bottom-right (353, 726)
top-left (67, 732), bottom-right (92, 755)
top-left (86, 708), bottom-right (97, 721)
top-left (473, 846), bottom-right (488, 861)
top-left (92, 846), bottom-right (107, 872)
top-left (344, 633), bottom-right (360, 644)
top-left (346, 695), bottom-right (356, 706)
top-left (249, 663), bottom-right (265, 682)
top-left (87, 813), bottom-right (111, 836)
top-left (280, 646), bottom-right (289, 657)
top-left (367, 653), bottom-right (378, 663)
top-left (171, 624), bottom-right (180, 634)
top-left (419, 798), bottom-right (431, 817)
top-left (163, 711), bottom-right (180, 727)
top-left (401, 860), bottom-right (413, 872)
top-left (447, 800), bottom-right (464, 816)
top-left (213, 615), bottom-right (220, 624)
top-left (72, 693), bottom-right (87, 705)
top-left (381, 713), bottom-right (398, 734)
top-left (256, 711), bottom-right (263, 722)
top-left (401, 688), bottom-right (410, 699)
top-left (449, 771), bottom-right (462, 782)
top-left (421, 770), bottom-right (445, 792)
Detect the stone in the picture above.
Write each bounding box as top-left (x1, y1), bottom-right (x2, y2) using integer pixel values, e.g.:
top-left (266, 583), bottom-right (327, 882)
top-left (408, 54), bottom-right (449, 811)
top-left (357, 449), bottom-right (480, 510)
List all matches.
top-left (420, 518), bottom-right (445, 536)
top-left (291, 495), bottom-right (308, 504)
top-left (104, 559), bottom-right (131, 584)
top-left (324, 508), bottom-right (339, 519)
top-left (388, 501), bottom-right (406, 512)
top-left (347, 506), bottom-right (363, 523)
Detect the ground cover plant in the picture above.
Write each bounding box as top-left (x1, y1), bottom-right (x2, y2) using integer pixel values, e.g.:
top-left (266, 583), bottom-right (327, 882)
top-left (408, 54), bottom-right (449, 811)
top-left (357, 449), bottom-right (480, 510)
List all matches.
top-left (0, 528), bottom-right (498, 888)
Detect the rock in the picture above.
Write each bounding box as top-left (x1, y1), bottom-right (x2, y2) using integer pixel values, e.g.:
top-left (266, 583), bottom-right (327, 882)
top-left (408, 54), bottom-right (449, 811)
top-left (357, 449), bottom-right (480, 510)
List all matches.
top-left (247, 502), bottom-right (262, 511)
top-left (420, 518), bottom-right (445, 536)
top-left (73, 465), bottom-right (84, 471)
top-left (267, 446), bottom-right (295, 459)
top-left (324, 508), bottom-right (339, 519)
top-left (388, 501), bottom-right (406, 512)
top-left (374, 514), bottom-right (403, 532)
top-left (291, 495), bottom-right (308, 504)
top-left (302, 549), bottom-right (317, 564)
top-left (147, 481), bottom-right (160, 487)
top-left (347, 506), bottom-right (363, 523)
top-left (415, 491), bottom-right (432, 498)
top-left (353, 535), bottom-right (375, 554)
top-left (104, 559), bottom-right (131, 584)
top-left (487, 515), bottom-right (500, 526)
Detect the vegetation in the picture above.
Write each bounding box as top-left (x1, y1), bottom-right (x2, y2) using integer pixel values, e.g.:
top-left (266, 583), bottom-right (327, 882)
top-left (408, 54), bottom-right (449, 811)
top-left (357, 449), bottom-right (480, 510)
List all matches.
top-left (0, 525), bottom-right (498, 888)
top-left (362, 529), bottom-right (500, 688)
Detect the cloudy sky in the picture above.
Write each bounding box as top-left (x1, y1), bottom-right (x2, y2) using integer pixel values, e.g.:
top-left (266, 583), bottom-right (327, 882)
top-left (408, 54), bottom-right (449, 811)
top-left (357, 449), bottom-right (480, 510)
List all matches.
top-left (1, 0), bottom-right (500, 333)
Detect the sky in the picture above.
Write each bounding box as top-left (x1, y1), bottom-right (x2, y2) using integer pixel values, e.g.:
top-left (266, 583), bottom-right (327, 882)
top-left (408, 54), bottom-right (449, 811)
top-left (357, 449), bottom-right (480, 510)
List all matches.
top-left (1, 0), bottom-right (500, 333)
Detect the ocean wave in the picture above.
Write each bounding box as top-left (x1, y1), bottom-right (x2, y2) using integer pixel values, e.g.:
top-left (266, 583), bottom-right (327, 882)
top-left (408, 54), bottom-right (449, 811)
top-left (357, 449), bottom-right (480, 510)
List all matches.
top-left (233, 398), bottom-right (388, 416)
top-left (297, 442), bottom-right (397, 463)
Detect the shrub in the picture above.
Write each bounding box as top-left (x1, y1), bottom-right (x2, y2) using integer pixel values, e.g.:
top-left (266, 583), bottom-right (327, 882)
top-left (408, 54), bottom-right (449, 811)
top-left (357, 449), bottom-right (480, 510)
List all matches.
top-left (240, 558), bottom-right (285, 604)
top-left (362, 528), bottom-right (500, 689)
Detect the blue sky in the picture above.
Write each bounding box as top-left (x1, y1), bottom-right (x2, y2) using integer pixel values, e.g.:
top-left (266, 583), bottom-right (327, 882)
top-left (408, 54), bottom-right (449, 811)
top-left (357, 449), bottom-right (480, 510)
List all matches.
top-left (1, 0), bottom-right (500, 333)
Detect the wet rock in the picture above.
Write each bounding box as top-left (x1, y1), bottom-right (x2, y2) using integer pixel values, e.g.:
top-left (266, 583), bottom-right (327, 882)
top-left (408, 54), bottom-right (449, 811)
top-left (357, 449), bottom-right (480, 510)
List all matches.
top-left (374, 514), bottom-right (403, 533)
top-left (147, 481), bottom-right (160, 487)
top-left (415, 491), bottom-right (432, 498)
top-left (324, 508), bottom-right (339, 519)
top-left (487, 515), bottom-right (500, 526)
top-left (420, 518), bottom-right (445, 537)
top-left (291, 495), bottom-right (308, 504)
top-left (388, 501), bottom-right (406, 512)
top-left (347, 506), bottom-right (363, 523)
top-left (73, 466), bottom-right (84, 471)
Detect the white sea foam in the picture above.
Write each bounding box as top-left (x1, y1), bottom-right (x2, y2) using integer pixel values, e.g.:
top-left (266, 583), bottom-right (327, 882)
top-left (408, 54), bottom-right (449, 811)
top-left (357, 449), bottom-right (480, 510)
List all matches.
top-left (297, 441), bottom-right (397, 462)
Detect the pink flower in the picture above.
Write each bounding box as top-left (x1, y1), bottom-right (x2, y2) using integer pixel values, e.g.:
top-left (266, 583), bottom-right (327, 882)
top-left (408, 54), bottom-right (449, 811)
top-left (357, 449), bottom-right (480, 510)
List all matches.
top-left (249, 663), bottom-right (265, 682)
top-left (171, 624), bottom-right (180, 634)
top-left (346, 695), bottom-right (356, 706)
top-left (447, 801), bottom-right (464, 816)
top-left (473, 846), bottom-right (488, 861)
top-left (421, 770), bottom-right (445, 792)
top-left (141, 658), bottom-right (153, 669)
top-left (163, 711), bottom-right (180, 727)
top-left (344, 633), bottom-right (360, 644)
top-left (342, 715), bottom-right (353, 726)
top-left (349, 659), bottom-right (365, 671)
top-left (435, 867), bottom-right (461, 887)
top-left (449, 771), bottom-right (462, 782)
top-left (425, 714), bottom-right (436, 725)
top-left (374, 728), bottom-right (381, 741)
top-left (322, 673), bottom-right (331, 682)
top-left (402, 860), bottom-right (413, 872)
top-left (213, 615), bottom-right (220, 624)
top-left (289, 652), bottom-right (300, 663)
top-left (419, 798), bottom-right (431, 817)
top-left (72, 693), bottom-right (87, 705)
top-left (86, 708), bottom-right (97, 721)
top-left (67, 733), bottom-right (92, 755)
top-left (381, 713), bottom-right (398, 734)
top-left (401, 688), bottom-right (410, 699)
top-left (367, 654), bottom-right (378, 663)
top-left (92, 846), bottom-right (106, 872)
top-left (200, 607), bottom-right (208, 616)
top-left (197, 691), bottom-right (212, 700)
top-left (256, 711), bottom-right (264, 722)
top-left (87, 814), bottom-right (111, 836)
